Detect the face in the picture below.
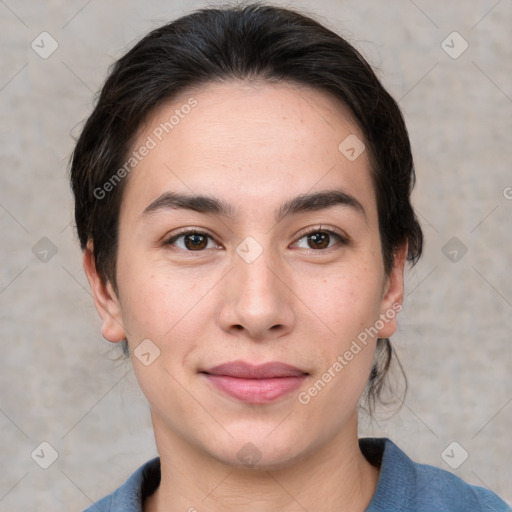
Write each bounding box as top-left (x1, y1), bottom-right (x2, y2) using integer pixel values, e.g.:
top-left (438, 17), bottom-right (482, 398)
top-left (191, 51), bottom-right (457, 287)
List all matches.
top-left (85, 80), bottom-right (406, 469)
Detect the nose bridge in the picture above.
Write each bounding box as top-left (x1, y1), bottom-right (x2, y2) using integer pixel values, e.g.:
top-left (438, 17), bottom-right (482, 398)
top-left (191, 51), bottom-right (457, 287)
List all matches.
top-left (234, 244), bottom-right (282, 306)
top-left (220, 240), bottom-right (295, 338)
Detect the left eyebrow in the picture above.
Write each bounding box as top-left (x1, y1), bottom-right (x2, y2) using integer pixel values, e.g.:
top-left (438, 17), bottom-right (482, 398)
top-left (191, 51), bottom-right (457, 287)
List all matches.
top-left (276, 189), bottom-right (367, 223)
top-left (141, 189), bottom-right (367, 223)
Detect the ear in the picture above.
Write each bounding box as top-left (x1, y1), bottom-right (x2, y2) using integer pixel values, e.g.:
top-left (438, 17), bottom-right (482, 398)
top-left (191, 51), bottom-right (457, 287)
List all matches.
top-left (376, 242), bottom-right (408, 338)
top-left (83, 241), bottom-right (127, 343)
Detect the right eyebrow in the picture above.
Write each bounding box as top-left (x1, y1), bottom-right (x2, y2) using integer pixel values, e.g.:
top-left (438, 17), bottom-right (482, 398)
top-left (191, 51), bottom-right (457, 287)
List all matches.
top-left (141, 192), bottom-right (235, 219)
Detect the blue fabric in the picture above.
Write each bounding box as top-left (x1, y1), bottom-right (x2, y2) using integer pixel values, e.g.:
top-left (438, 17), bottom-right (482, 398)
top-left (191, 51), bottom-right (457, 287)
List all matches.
top-left (83, 438), bottom-right (510, 511)
top-left (362, 439), bottom-right (510, 512)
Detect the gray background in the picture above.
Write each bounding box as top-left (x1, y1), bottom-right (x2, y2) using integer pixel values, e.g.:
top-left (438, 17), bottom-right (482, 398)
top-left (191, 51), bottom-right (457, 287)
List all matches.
top-left (1, 0), bottom-right (511, 510)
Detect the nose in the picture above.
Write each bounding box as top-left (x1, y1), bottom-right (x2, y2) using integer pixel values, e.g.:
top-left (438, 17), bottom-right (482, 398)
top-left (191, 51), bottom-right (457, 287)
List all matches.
top-left (218, 249), bottom-right (295, 341)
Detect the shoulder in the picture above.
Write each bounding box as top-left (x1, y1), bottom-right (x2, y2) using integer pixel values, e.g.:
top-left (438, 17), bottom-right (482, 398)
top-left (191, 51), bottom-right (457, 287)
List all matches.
top-left (82, 457), bottom-right (161, 512)
top-left (361, 438), bottom-right (510, 512)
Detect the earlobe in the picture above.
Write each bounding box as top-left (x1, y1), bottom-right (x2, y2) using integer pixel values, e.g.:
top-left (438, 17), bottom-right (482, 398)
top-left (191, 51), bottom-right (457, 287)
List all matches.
top-left (377, 242), bottom-right (408, 338)
top-left (82, 242), bottom-right (127, 343)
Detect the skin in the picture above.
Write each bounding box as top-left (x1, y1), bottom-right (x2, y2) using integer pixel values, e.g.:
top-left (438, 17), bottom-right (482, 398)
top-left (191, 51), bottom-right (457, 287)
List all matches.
top-left (84, 80), bottom-right (407, 511)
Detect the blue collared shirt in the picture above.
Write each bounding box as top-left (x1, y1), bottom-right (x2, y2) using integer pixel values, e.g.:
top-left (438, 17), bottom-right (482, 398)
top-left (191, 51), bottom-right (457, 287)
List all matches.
top-left (83, 438), bottom-right (510, 511)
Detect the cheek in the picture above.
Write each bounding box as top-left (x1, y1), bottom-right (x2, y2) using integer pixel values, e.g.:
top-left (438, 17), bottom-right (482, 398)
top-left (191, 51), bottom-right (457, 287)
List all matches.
top-left (315, 268), bottom-right (384, 339)
top-left (121, 273), bottom-right (208, 393)
top-left (117, 263), bottom-right (205, 345)
top-left (303, 276), bottom-right (381, 404)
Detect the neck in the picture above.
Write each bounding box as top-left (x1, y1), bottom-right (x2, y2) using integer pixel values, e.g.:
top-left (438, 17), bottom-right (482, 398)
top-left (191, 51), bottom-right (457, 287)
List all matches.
top-left (144, 412), bottom-right (380, 512)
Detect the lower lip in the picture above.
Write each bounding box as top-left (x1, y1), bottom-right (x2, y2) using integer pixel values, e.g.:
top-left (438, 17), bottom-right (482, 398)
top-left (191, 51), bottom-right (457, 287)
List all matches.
top-left (203, 374), bottom-right (307, 404)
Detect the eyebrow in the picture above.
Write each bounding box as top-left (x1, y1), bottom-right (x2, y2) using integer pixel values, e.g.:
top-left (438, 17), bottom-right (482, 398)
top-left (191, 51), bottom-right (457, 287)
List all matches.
top-left (141, 189), bottom-right (367, 223)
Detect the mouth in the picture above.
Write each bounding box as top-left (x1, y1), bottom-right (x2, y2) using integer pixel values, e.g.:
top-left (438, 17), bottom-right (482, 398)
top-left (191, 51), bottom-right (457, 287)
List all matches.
top-left (200, 361), bottom-right (309, 404)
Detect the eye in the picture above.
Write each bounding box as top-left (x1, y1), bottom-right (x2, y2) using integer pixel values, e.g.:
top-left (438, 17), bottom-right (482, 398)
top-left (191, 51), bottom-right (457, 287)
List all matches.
top-left (164, 230), bottom-right (219, 251)
top-left (164, 227), bottom-right (347, 252)
top-left (294, 227), bottom-right (347, 250)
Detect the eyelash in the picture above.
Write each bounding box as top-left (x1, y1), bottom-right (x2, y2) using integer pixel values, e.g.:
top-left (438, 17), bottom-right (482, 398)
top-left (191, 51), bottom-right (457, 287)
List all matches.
top-left (164, 225), bottom-right (348, 252)
top-left (294, 226), bottom-right (349, 250)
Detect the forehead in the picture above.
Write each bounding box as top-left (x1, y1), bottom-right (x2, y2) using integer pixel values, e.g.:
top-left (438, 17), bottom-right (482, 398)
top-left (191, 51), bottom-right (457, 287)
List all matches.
top-left (121, 80), bottom-right (376, 223)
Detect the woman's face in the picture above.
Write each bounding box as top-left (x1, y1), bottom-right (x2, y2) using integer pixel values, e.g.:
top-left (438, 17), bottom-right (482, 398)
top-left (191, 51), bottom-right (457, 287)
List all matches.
top-left (87, 80), bottom-right (405, 468)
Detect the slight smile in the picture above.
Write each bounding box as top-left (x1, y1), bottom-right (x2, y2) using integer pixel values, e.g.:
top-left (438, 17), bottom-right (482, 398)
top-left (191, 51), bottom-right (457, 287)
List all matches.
top-left (200, 361), bottom-right (309, 404)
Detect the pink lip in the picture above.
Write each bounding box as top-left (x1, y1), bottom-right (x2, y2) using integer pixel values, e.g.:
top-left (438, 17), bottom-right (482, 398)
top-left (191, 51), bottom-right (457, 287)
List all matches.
top-left (201, 361), bottom-right (308, 404)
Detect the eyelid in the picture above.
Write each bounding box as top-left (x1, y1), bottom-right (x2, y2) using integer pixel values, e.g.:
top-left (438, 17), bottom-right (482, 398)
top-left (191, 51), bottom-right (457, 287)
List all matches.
top-left (166, 226), bottom-right (214, 239)
top-left (163, 225), bottom-right (349, 251)
top-left (293, 225), bottom-right (349, 246)
top-left (164, 227), bottom-right (221, 248)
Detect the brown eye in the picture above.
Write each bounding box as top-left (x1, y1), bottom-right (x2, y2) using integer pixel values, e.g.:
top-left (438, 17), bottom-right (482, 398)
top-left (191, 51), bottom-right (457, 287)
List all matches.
top-left (307, 232), bottom-right (330, 249)
top-left (183, 233), bottom-right (208, 250)
top-left (294, 229), bottom-right (346, 250)
top-left (165, 231), bottom-right (216, 251)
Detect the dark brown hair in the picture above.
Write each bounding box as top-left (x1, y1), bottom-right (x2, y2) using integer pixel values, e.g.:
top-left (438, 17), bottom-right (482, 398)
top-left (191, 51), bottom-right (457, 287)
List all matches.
top-left (69, 2), bottom-right (423, 412)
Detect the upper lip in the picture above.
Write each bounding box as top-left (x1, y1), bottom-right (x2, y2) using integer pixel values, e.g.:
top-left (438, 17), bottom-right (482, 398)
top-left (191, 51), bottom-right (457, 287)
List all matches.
top-left (201, 361), bottom-right (308, 379)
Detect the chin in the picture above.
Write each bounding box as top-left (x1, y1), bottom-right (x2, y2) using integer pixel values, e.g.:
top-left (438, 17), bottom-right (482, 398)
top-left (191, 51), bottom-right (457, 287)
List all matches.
top-left (208, 426), bottom-right (313, 471)
top-left (220, 448), bottom-right (305, 472)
